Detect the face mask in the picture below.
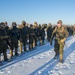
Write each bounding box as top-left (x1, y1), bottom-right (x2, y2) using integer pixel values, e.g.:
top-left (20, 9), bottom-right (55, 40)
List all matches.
top-left (13, 26), bottom-right (16, 29)
top-left (23, 24), bottom-right (25, 26)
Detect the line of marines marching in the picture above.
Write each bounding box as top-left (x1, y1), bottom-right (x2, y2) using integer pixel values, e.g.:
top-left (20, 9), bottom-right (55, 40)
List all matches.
top-left (0, 20), bottom-right (75, 65)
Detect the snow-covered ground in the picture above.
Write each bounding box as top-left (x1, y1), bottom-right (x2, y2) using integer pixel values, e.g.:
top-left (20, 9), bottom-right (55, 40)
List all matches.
top-left (0, 36), bottom-right (75, 75)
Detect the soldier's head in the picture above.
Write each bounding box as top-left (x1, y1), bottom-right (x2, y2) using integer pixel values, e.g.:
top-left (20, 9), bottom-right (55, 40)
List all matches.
top-left (12, 22), bottom-right (17, 28)
top-left (42, 24), bottom-right (45, 28)
top-left (4, 21), bottom-right (8, 26)
top-left (34, 22), bottom-right (38, 28)
top-left (48, 23), bottom-right (52, 27)
top-left (30, 24), bottom-right (33, 28)
top-left (26, 23), bottom-right (29, 27)
top-left (0, 22), bottom-right (5, 30)
top-left (0, 22), bottom-right (5, 26)
top-left (57, 20), bottom-right (62, 27)
top-left (22, 20), bottom-right (26, 26)
top-left (39, 24), bottom-right (41, 28)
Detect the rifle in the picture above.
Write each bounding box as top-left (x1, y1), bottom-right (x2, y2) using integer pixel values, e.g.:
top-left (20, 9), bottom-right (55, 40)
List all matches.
top-left (0, 36), bottom-right (9, 40)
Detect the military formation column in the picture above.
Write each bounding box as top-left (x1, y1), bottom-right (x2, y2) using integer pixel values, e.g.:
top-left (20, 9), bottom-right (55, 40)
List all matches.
top-left (0, 20), bottom-right (75, 65)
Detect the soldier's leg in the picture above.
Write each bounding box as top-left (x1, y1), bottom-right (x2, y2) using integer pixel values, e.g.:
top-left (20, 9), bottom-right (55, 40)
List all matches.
top-left (31, 39), bottom-right (33, 50)
top-left (29, 37), bottom-right (33, 50)
top-left (54, 39), bottom-right (59, 58)
top-left (24, 46), bottom-right (26, 52)
top-left (29, 44), bottom-right (33, 50)
top-left (48, 36), bottom-right (50, 42)
top-left (54, 39), bottom-right (59, 54)
top-left (39, 37), bottom-right (41, 45)
top-left (42, 36), bottom-right (45, 45)
top-left (29, 38), bottom-right (31, 50)
top-left (24, 41), bottom-right (27, 52)
top-left (59, 42), bottom-right (64, 63)
top-left (10, 49), bottom-right (13, 58)
top-left (35, 37), bottom-right (37, 46)
top-left (50, 38), bottom-right (52, 46)
top-left (41, 36), bottom-right (44, 45)
top-left (19, 41), bottom-right (22, 54)
top-left (0, 50), bottom-right (2, 62)
top-left (3, 50), bottom-right (8, 61)
top-left (0, 53), bottom-right (1, 62)
top-left (30, 44), bottom-right (32, 50)
top-left (50, 36), bottom-right (52, 45)
top-left (10, 44), bottom-right (14, 58)
top-left (15, 42), bottom-right (19, 56)
top-left (40, 39), bottom-right (42, 45)
top-left (15, 48), bottom-right (19, 56)
top-left (32, 43), bottom-right (33, 49)
top-left (47, 36), bottom-right (48, 41)
top-left (0, 53), bottom-right (3, 65)
top-left (29, 44), bottom-right (31, 50)
top-left (42, 39), bottom-right (44, 44)
top-left (73, 32), bottom-right (74, 37)
top-left (33, 39), bottom-right (35, 48)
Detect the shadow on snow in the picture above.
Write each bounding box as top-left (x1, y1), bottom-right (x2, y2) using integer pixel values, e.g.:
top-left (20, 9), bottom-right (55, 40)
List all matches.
top-left (0, 42), bottom-right (53, 70)
top-left (30, 41), bottom-right (75, 75)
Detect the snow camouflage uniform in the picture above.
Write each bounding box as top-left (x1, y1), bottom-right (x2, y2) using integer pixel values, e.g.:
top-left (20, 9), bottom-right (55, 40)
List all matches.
top-left (9, 22), bottom-right (19, 58)
top-left (51, 20), bottom-right (69, 63)
top-left (0, 22), bottom-right (9, 61)
top-left (19, 21), bottom-right (28, 53)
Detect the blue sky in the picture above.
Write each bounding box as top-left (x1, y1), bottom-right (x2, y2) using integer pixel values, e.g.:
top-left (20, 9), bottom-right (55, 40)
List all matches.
top-left (0, 0), bottom-right (75, 25)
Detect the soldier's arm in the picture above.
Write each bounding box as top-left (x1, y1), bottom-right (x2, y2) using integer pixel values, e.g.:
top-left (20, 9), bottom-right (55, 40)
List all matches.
top-left (0, 36), bottom-right (9, 40)
top-left (51, 27), bottom-right (57, 39)
top-left (61, 27), bottom-right (69, 43)
top-left (64, 27), bottom-right (69, 38)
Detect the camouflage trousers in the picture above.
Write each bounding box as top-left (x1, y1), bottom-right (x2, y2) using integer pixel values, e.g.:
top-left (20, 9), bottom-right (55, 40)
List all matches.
top-left (10, 42), bottom-right (18, 50)
top-left (54, 39), bottom-right (64, 54)
top-left (19, 40), bottom-right (27, 54)
top-left (73, 31), bottom-right (75, 36)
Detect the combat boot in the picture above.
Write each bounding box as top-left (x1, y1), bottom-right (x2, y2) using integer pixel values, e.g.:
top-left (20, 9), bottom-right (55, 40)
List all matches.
top-left (60, 60), bottom-right (64, 63)
top-left (54, 53), bottom-right (59, 59)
